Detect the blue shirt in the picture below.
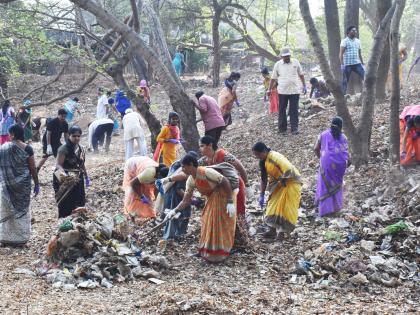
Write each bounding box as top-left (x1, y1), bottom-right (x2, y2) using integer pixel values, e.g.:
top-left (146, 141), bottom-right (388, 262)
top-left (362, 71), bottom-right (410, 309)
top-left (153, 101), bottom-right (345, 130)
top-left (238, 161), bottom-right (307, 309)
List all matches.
top-left (340, 37), bottom-right (362, 65)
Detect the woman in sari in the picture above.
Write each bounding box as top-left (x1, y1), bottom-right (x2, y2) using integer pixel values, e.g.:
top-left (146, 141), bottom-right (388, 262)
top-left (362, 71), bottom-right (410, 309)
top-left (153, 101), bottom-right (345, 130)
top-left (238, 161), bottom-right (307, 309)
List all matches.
top-left (155, 112), bottom-right (181, 167)
top-left (218, 72), bottom-right (240, 126)
top-left (16, 101), bottom-right (33, 142)
top-left (0, 100), bottom-right (16, 144)
top-left (198, 135), bottom-right (251, 247)
top-left (252, 142), bottom-right (302, 239)
top-left (167, 154), bottom-right (237, 262)
top-left (123, 156), bottom-right (168, 222)
top-left (401, 114), bottom-right (420, 166)
top-left (0, 124), bottom-right (39, 246)
top-left (314, 117), bottom-right (349, 217)
top-left (172, 49), bottom-right (184, 77)
top-left (54, 126), bottom-right (89, 218)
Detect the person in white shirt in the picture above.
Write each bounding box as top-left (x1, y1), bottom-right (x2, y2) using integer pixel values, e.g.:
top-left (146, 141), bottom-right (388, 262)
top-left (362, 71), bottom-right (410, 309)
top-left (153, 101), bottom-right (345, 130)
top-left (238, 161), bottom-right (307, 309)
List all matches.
top-left (122, 108), bottom-right (147, 161)
top-left (96, 88), bottom-right (108, 119)
top-left (88, 118), bottom-right (114, 153)
top-left (268, 48), bottom-right (306, 135)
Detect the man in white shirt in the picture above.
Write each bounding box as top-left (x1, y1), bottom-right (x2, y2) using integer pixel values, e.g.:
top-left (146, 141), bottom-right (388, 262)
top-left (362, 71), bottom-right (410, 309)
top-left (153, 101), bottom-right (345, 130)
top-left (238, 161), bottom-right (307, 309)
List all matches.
top-left (268, 48), bottom-right (307, 135)
top-left (88, 117), bottom-right (114, 153)
top-left (96, 88), bottom-right (108, 119)
top-left (122, 108), bottom-right (147, 160)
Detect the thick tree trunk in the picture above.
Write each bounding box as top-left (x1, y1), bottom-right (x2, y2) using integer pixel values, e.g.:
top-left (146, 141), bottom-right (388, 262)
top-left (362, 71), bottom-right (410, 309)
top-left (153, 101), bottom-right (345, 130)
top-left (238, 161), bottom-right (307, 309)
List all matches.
top-left (0, 66), bottom-right (8, 99)
top-left (70, 0), bottom-right (200, 152)
top-left (389, 0), bottom-right (406, 164)
top-left (212, 4), bottom-right (222, 88)
top-left (324, 0), bottom-right (341, 81)
top-left (344, 0), bottom-right (362, 94)
top-left (375, 0), bottom-right (392, 101)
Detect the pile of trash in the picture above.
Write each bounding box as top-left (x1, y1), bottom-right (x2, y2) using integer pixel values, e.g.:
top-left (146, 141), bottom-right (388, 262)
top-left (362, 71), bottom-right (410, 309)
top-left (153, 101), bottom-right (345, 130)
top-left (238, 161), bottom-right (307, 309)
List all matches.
top-left (40, 208), bottom-right (170, 289)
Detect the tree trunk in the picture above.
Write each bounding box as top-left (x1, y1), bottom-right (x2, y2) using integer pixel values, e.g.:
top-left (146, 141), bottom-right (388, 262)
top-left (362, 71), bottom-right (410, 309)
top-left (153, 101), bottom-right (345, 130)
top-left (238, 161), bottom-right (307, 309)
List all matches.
top-left (375, 0), bottom-right (392, 101)
top-left (70, 0), bottom-right (199, 152)
top-left (324, 0), bottom-right (341, 81)
top-left (389, 0), bottom-right (406, 164)
top-left (415, 7), bottom-right (420, 73)
top-left (0, 66), bottom-right (8, 99)
top-left (344, 0), bottom-right (362, 94)
top-left (212, 3), bottom-right (222, 88)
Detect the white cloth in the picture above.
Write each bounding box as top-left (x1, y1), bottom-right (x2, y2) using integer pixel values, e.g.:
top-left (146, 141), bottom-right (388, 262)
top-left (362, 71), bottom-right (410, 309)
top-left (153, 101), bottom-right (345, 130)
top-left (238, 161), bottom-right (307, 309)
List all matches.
top-left (125, 137), bottom-right (147, 161)
top-left (96, 95), bottom-right (108, 119)
top-left (88, 118), bottom-right (114, 149)
top-left (271, 58), bottom-right (303, 95)
top-left (122, 111), bottom-right (145, 141)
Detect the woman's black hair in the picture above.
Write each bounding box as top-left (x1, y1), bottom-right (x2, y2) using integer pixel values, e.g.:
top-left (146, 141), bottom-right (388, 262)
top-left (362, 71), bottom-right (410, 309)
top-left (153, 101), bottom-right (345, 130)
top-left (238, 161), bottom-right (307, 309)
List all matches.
top-left (414, 115), bottom-right (420, 126)
top-left (200, 135), bottom-right (217, 150)
top-left (181, 154), bottom-right (198, 167)
top-left (261, 67), bottom-right (269, 75)
top-left (2, 99), bottom-right (10, 116)
top-left (8, 124), bottom-right (25, 142)
top-left (228, 72), bottom-right (241, 81)
top-left (73, 97), bottom-right (79, 102)
top-left (187, 151), bottom-right (199, 159)
top-left (330, 116), bottom-right (343, 140)
top-left (309, 77), bottom-right (318, 85)
top-left (157, 164), bottom-right (169, 178)
top-left (168, 111), bottom-right (179, 123)
top-left (195, 91), bottom-right (204, 100)
top-left (69, 125), bottom-right (83, 135)
top-left (252, 142), bottom-right (270, 153)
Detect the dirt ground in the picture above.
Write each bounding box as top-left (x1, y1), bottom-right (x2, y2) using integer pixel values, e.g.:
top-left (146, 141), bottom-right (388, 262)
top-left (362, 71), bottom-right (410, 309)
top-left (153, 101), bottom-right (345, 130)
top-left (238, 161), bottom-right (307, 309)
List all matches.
top-left (0, 70), bottom-right (419, 314)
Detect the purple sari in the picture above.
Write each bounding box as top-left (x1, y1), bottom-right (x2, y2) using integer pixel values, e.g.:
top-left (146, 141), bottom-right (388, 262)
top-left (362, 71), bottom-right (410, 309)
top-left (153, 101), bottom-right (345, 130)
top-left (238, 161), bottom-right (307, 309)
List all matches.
top-left (315, 129), bottom-right (348, 216)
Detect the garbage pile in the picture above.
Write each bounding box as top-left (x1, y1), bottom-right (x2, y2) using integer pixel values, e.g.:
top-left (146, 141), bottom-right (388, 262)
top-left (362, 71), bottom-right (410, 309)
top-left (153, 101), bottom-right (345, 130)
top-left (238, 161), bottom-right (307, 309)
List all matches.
top-left (41, 208), bottom-right (170, 289)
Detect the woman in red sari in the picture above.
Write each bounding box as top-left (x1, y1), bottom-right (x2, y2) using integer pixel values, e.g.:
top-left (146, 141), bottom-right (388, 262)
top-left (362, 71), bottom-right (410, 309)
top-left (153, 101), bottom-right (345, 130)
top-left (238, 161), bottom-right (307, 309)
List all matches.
top-left (167, 154), bottom-right (237, 262)
top-left (401, 115), bottom-right (420, 166)
top-left (198, 135), bottom-right (251, 247)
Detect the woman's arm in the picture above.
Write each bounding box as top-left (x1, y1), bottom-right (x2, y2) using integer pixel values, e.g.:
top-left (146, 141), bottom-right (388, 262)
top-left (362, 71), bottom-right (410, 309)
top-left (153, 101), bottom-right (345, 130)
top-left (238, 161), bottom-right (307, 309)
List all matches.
top-left (219, 177), bottom-right (233, 201)
top-left (173, 189), bottom-right (193, 212)
top-left (230, 159), bottom-right (248, 185)
top-left (56, 152), bottom-right (66, 170)
top-left (314, 138), bottom-right (321, 158)
top-left (28, 155), bottom-right (39, 186)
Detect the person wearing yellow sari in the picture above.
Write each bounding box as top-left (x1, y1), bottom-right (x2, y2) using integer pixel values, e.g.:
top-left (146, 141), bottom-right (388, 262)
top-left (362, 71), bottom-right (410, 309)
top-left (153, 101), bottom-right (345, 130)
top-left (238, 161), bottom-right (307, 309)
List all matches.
top-left (123, 156), bottom-right (168, 223)
top-left (167, 154), bottom-right (237, 262)
top-left (155, 112), bottom-right (181, 167)
top-left (252, 142), bottom-right (302, 239)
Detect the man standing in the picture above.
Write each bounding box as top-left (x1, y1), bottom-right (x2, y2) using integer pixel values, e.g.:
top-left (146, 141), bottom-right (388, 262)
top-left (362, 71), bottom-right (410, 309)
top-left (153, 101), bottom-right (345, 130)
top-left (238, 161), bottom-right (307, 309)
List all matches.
top-left (195, 91), bottom-right (225, 145)
top-left (339, 26), bottom-right (365, 94)
top-left (88, 118), bottom-right (114, 153)
top-left (37, 109), bottom-right (68, 171)
top-left (96, 88), bottom-right (108, 119)
top-left (268, 48), bottom-right (306, 135)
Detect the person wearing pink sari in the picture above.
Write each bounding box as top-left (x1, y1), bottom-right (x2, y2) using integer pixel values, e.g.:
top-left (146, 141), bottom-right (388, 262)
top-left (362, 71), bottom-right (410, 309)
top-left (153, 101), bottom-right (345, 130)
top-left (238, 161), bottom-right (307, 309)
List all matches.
top-left (314, 117), bottom-right (349, 217)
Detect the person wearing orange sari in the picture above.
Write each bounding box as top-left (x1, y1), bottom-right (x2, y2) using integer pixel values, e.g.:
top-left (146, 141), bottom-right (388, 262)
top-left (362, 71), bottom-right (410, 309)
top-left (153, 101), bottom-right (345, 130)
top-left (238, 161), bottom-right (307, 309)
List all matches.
top-left (218, 72), bottom-right (240, 126)
top-left (167, 154), bottom-right (237, 262)
top-left (198, 135), bottom-right (251, 247)
top-left (155, 112), bottom-right (181, 167)
top-left (123, 156), bottom-right (168, 222)
top-left (401, 115), bottom-right (420, 166)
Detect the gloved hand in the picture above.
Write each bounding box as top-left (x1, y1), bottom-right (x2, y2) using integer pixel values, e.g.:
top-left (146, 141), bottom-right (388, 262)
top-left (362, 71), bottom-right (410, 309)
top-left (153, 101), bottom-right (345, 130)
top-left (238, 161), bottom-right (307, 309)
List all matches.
top-left (164, 209), bottom-right (180, 220)
top-left (258, 195), bottom-right (265, 209)
top-left (340, 64), bottom-right (346, 72)
top-left (168, 139), bottom-right (179, 144)
top-left (155, 179), bottom-right (164, 195)
top-left (401, 151), bottom-right (407, 160)
top-left (85, 176), bottom-right (90, 188)
top-left (140, 195), bottom-right (151, 204)
top-left (302, 85), bottom-right (307, 95)
top-left (235, 99), bottom-right (240, 107)
top-left (191, 197), bottom-right (201, 206)
top-left (226, 202), bottom-right (236, 218)
top-left (47, 144), bottom-right (53, 155)
top-left (245, 185), bottom-right (253, 200)
top-left (34, 184), bottom-right (40, 196)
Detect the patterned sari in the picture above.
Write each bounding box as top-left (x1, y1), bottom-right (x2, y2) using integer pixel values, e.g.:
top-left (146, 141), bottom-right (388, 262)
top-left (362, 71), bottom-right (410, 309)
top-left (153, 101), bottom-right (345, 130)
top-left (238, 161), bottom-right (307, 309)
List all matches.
top-left (194, 167), bottom-right (236, 262)
top-left (0, 142), bottom-right (32, 245)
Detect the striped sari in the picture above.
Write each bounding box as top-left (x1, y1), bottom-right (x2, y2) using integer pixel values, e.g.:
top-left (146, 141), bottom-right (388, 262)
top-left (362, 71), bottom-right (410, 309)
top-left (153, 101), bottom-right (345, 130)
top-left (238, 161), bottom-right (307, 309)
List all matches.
top-left (195, 167), bottom-right (236, 262)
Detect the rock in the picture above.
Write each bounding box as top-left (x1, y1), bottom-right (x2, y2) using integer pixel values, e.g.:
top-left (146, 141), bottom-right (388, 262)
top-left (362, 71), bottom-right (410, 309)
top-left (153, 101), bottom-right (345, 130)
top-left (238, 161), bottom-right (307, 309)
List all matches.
top-left (349, 272), bottom-right (369, 285)
top-left (360, 240), bottom-right (375, 252)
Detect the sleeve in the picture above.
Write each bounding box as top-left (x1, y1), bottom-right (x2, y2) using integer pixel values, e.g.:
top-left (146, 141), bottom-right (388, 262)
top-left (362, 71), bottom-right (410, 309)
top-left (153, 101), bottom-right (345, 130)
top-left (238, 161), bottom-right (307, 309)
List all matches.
top-left (223, 152), bottom-right (236, 163)
top-left (271, 62), bottom-right (279, 80)
top-left (137, 167), bottom-right (156, 183)
top-left (185, 175), bottom-right (196, 193)
top-left (156, 126), bottom-right (168, 143)
top-left (340, 39), bottom-right (346, 48)
top-left (296, 60), bottom-right (303, 75)
top-left (197, 98), bottom-right (207, 112)
top-left (204, 168), bottom-right (224, 184)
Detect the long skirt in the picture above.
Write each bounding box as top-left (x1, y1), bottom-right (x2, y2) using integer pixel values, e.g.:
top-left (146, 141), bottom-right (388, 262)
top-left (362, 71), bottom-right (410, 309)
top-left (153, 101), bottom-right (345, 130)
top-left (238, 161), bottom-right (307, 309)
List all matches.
top-left (265, 180), bottom-right (301, 233)
top-left (199, 187), bottom-right (236, 262)
top-left (234, 178), bottom-right (249, 248)
top-left (53, 172), bottom-right (86, 218)
top-left (0, 205), bottom-right (31, 246)
top-left (315, 165), bottom-right (345, 217)
top-left (123, 184), bottom-right (156, 219)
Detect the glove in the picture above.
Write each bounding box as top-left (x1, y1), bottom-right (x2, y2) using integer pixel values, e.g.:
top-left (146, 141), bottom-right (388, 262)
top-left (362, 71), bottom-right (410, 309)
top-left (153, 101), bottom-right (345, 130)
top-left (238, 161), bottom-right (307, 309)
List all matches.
top-left (235, 99), bottom-right (240, 107)
top-left (155, 179), bottom-right (164, 195)
top-left (245, 185), bottom-right (253, 200)
top-left (340, 65), bottom-right (346, 72)
top-left (164, 209), bottom-right (180, 220)
top-left (47, 145), bottom-right (53, 155)
top-left (179, 138), bottom-right (186, 144)
top-left (85, 176), bottom-right (90, 188)
top-left (258, 195), bottom-right (265, 209)
top-left (401, 151), bottom-right (407, 160)
top-left (302, 85), bottom-right (307, 95)
top-left (34, 184), bottom-right (40, 196)
top-left (168, 139), bottom-right (179, 144)
top-left (191, 197), bottom-right (201, 206)
top-left (140, 195), bottom-right (151, 204)
top-left (226, 203), bottom-right (235, 218)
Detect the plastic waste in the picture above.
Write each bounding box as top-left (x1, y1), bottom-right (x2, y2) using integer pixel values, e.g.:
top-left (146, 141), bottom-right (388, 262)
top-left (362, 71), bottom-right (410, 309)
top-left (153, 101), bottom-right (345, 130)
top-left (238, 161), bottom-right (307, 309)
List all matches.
top-left (383, 220), bottom-right (408, 235)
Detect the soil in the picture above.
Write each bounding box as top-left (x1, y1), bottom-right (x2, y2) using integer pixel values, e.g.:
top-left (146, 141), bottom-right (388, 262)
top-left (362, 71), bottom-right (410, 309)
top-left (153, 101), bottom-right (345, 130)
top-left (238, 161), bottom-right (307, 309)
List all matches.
top-left (0, 70), bottom-right (419, 314)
